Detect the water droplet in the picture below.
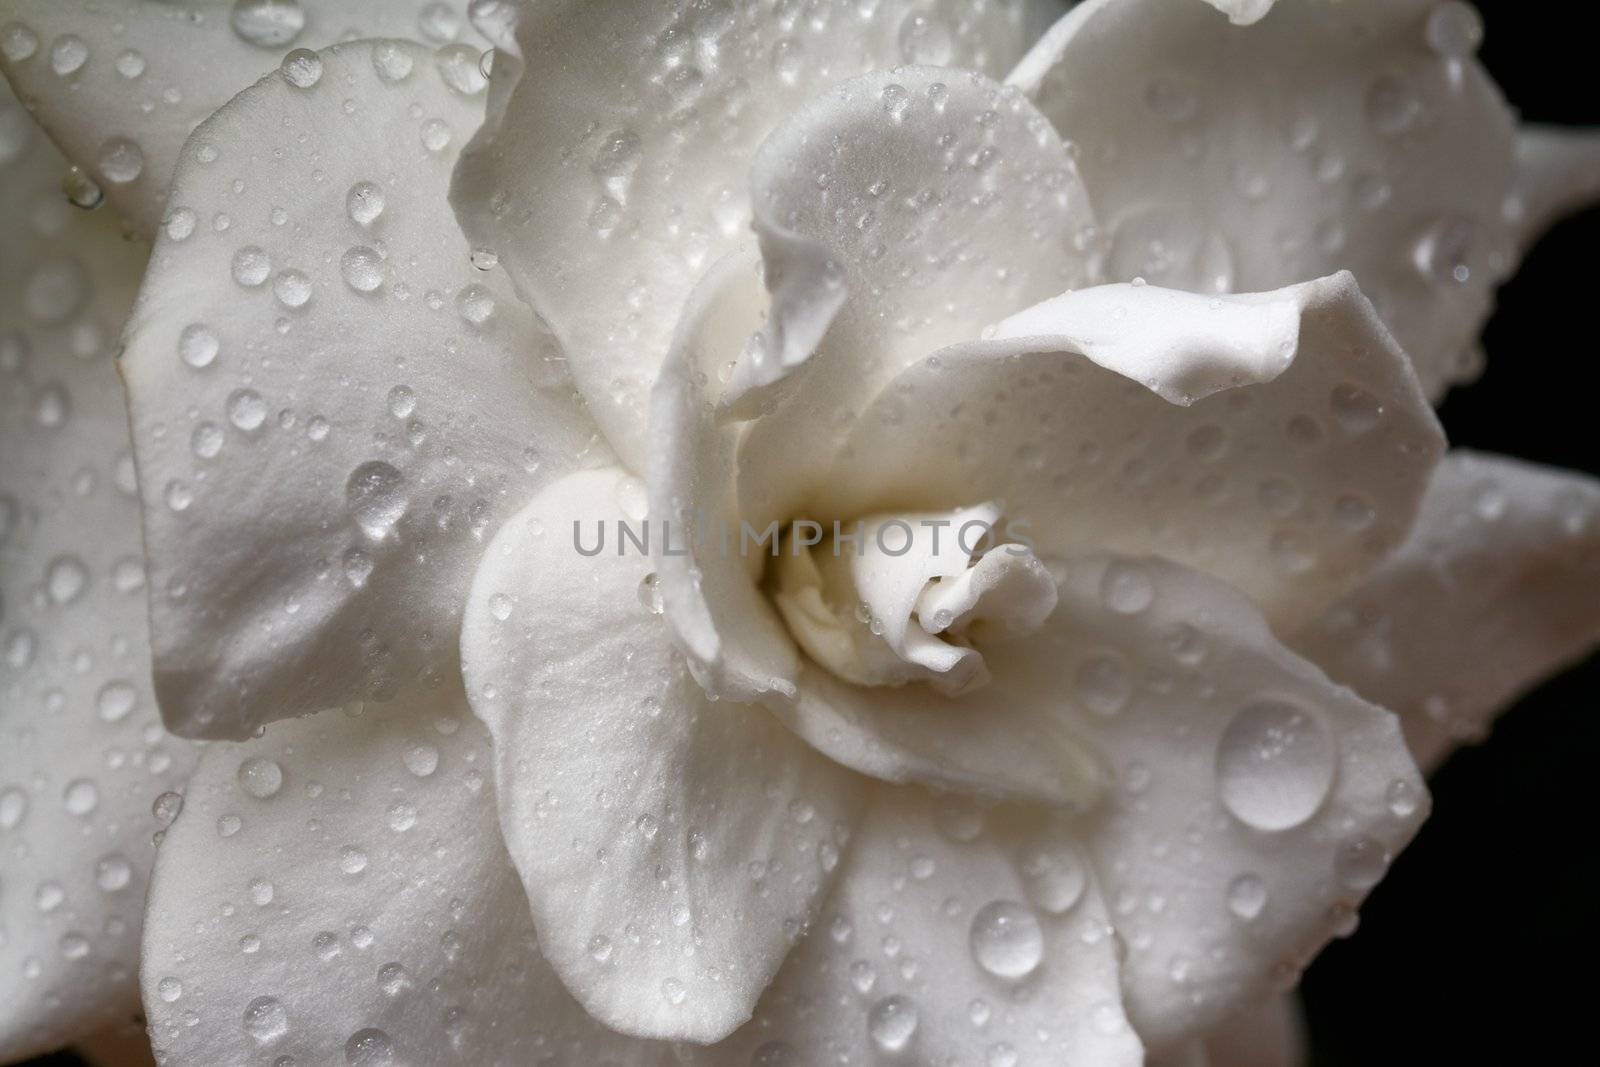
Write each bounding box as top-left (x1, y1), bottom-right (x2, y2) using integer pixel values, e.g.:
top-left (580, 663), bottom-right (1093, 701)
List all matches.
top-left (228, 388), bottom-right (267, 431)
top-left (386, 385), bottom-right (416, 418)
top-left (1074, 652), bottom-right (1131, 716)
top-left (96, 853), bottom-right (133, 892)
top-left (1426, 1), bottom-right (1484, 58)
top-left (1216, 699), bottom-right (1336, 831)
top-left (152, 791), bottom-right (184, 825)
top-left (868, 994), bottom-right (919, 1052)
top-left (341, 246), bottom-right (386, 292)
top-left (1328, 383), bottom-right (1383, 432)
top-left (338, 846), bottom-right (368, 875)
top-left (179, 323), bottom-right (219, 368)
top-left (1019, 845), bottom-right (1086, 914)
top-left (278, 47), bottom-right (323, 88)
top-left (1334, 835), bottom-right (1389, 890)
top-left (969, 901), bottom-right (1043, 979)
top-left (63, 778), bottom-right (98, 815)
top-left (435, 43), bottom-right (487, 94)
top-left (1100, 561), bottom-right (1154, 615)
top-left (898, 11), bottom-right (952, 64)
top-left (455, 284), bottom-right (494, 323)
top-left (232, 246), bottom-right (272, 287)
top-left (1227, 873), bottom-right (1267, 921)
top-left (157, 976), bottom-right (183, 1002)
top-left (242, 995), bottom-right (289, 1044)
top-left (97, 137), bottom-right (144, 184)
top-left (637, 572), bottom-right (663, 614)
top-left (238, 757), bottom-right (284, 799)
top-left (347, 181), bottom-right (385, 225)
top-left (1386, 778), bottom-right (1420, 818)
top-left (1413, 214), bottom-right (1479, 288)
top-left (273, 268), bottom-right (312, 308)
top-left (50, 35), bottom-right (88, 76)
top-left (346, 460), bottom-right (407, 537)
top-left (46, 555), bottom-right (88, 604)
top-left (230, 0), bottom-right (304, 47)
top-left (97, 681), bottom-right (138, 722)
top-left (372, 42), bottom-right (414, 82)
top-left (63, 167), bottom-right (103, 209)
top-left (0, 787), bottom-right (27, 829)
top-left (420, 118), bottom-right (452, 152)
top-left (1365, 76), bottom-right (1423, 138)
top-left (1, 23), bottom-right (40, 62)
top-left (191, 421), bottom-right (224, 459)
top-left (488, 592), bottom-right (512, 621)
top-left (403, 743), bottom-right (439, 778)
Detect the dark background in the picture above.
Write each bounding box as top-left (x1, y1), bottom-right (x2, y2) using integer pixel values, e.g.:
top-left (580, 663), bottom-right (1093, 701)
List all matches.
top-left (22, 1), bottom-right (1599, 1064)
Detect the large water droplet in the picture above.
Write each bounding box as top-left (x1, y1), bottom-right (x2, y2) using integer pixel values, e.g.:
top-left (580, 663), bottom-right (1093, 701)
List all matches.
top-left (341, 246), bottom-right (386, 292)
top-left (97, 137), bottom-right (144, 184)
top-left (237, 757), bottom-right (284, 799)
top-left (1216, 699), bottom-right (1336, 831)
top-left (242, 995), bottom-right (289, 1044)
top-left (868, 995), bottom-right (919, 1053)
top-left (969, 901), bottom-right (1044, 979)
top-left (345, 461), bottom-right (407, 538)
top-left (344, 1027), bottom-right (395, 1065)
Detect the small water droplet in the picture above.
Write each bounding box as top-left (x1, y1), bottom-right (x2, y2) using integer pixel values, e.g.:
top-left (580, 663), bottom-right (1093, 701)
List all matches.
top-left (238, 757), bottom-right (284, 799)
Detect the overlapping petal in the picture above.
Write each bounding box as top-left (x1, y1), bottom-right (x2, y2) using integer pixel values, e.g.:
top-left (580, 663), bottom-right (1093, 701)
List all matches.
top-left (651, 66), bottom-right (1098, 712)
top-left (688, 787), bottom-right (1143, 1067)
top-left (140, 686), bottom-right (668, 1066)
top-left (451, 0), bottom-right (1071, 468)
top-left (118, 39), bottom-right (602, 740)
top-left (1012, 0), bottom-right (1518, 402)
top-left (816, 274), bottom-right (1444, 631)
top-left (0, 84), bottom-right (196, 1061)
top-left (0, 0), bottom-right (484, 233)
top-left (987, 552), bottom-right (1428, 1050)
top-left (460, 466), bottom-right (865, 1043)
top-left (1294, 450), bottom-right (1600, 771)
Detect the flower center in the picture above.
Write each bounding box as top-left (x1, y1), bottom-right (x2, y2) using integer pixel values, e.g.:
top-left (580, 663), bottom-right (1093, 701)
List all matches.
top-left (768, 502), bottom-right (1057, 695)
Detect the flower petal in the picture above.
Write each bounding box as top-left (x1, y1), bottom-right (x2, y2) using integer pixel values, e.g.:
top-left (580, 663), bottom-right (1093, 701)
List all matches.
top-left (987, 552), bottom-right (1428, 1051)
top-left (1012, 0), bottom-right (1518, 402)
top-left (687, 786), bottom-right (1144, 1067)
top-left (0, 0), bottom-right (484, 234)
top-left (460, 466), bottom-right (866, 1043)
top-left (650, 66), bottom-right (1098, 711)
top-left (1293, 450), bottom-right (1600, 771)
top-left (140, 687), bottom-right (668, 1066)
top-left (0, 85), bottom-right (196, 1061)
top-left (1507, 125), bottom-right (1600, 256)
top-left (450, 0), bottom-right (1064, 468)
top-left (815, 274), bottom-right (1444, 631)
top-left (118, 39), bottom-right (601, 740)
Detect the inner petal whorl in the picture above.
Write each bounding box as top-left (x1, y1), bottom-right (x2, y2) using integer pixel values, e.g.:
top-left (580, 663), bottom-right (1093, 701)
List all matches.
top-left (769, 502), bottom-right (1058, 696)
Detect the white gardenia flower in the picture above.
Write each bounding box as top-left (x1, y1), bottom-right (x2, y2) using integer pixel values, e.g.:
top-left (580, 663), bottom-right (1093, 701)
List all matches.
top-left (3, 0), bottom-right (1600, 1063)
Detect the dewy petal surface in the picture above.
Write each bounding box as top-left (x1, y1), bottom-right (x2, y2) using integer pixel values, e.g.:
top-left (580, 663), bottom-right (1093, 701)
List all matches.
top-left (817, 274), bottom-right (1444, 632)
top-left (650, 66), bottom-right (1098, 709)
top-left (0, 0), bottom-right (485, 234)
top-left (140, 688), bottom-right (670, 1066)
top-left (1294, 450), bottom-right (1600, 771)
top-left (0, 84), bottom-right (196, 1061)
top-left (686, 786), bottom-right (1144, 1067)
top-left (119, 39), bottom-right (601, 740)
top-left (988, 552), bottom-right (1428, 1051)
top-left (1012, 0), bottom-right (1518, 402)
top-left (451, 0), bottom-right (1066, 469)
top-left (460, 466), bottom-right (865, 1043)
